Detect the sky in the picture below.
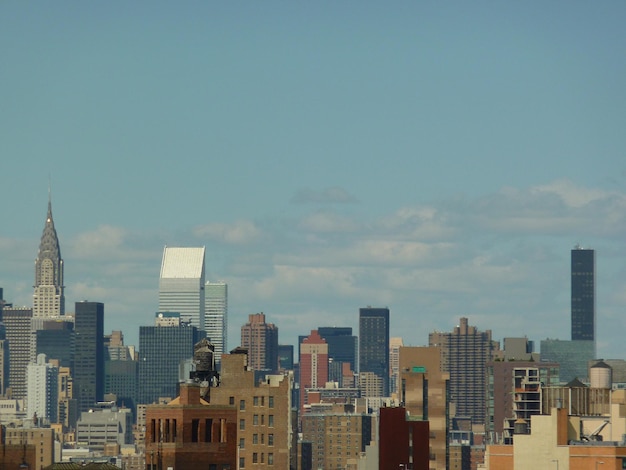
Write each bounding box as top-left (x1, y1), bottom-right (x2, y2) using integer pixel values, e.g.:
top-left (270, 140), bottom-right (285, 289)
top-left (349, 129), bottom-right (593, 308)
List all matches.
top-left (1, 2), bottom-right (625, 358)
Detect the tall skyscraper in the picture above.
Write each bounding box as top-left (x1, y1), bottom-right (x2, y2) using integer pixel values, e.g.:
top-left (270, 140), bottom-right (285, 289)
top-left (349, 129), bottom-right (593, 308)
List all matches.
top-left (429, 317), bottom-right (497, 424)
top-left (159, 246), bottom-right (206, 331)
top-left (138, 312), bottom-right (201, 405)
top-left (33, 196), bottom-right (65, 317)
top-left (571, 246), bottom-right (595, 343)
top-left (205, 281), bottom-right (227, 367)
top-left (359, 307), bottom-right (390, 397)
top-left (299, 330), bottom-right (329, 412)
top-left (74, 301), bottom-right (105, 413)
top-left (240, 313), bottom-right (279, 373)
top-left (0, 323), bottom-right (9, 397)
top-left (3, 307), bottom-right (33, 399)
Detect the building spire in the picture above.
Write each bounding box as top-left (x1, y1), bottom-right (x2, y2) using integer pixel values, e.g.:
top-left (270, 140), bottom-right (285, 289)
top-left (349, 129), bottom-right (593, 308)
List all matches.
top-left (34, 191), bottom-right (65, 317)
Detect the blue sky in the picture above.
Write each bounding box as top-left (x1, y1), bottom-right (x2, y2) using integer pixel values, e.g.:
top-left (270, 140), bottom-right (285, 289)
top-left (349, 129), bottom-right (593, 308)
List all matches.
top-left (1, 2), bottom-right (625, 358)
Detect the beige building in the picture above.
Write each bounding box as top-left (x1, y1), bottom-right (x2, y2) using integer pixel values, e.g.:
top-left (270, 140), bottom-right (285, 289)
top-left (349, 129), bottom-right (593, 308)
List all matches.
top-left (209, 350), bottom-right (295, 469)
top-left (485, 406), bottom-right (626, 469)
top-left (301, 404), bottom-right (372, 470)
top-left (3, 426), bottom-right (55, 470)
top-left (399, 345), bottom-right (451, 470)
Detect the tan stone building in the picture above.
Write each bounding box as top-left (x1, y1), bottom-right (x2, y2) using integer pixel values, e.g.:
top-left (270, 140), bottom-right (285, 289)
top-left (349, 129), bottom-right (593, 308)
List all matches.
top-left (3, 426), bottom-right (55, 470)
top-left (399, 345), bottom-right (451, 470)
top-left (209, 350), bottom-right (295, 469)
top-left (301, 404), bottom-right (372, 470)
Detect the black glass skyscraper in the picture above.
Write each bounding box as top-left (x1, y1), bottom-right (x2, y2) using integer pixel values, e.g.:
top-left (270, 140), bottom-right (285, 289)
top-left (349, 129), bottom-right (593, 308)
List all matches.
top-left (74, 301), bottom-right (105, 412)
top-left (571, 247), bottom-right (595, 342)
top-left (359, 307), bottom-right (390, 397)
top-left (138, 314), bottom-right (201, 405)
top-left (318, 326), bottom-right (357, 372)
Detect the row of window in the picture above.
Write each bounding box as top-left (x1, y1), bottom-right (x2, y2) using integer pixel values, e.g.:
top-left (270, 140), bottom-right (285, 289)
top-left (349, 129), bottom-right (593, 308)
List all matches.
top-left (238, 433), bottom-right (274, 448)
top-left (239, 415), bottom-right (274, 429)
top-left (239, 452), bottom-right (274, 468)
top-left (238, 395), bottom-right (275, 410)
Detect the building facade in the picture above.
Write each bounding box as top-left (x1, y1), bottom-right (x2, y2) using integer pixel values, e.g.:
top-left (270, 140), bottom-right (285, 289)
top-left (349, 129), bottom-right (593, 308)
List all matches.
top-left (158, 246), bottom-right (206, 331)
top-left (205, 281), bottom-right (227, 368)
top-left (138, 313), bottom-right (201, 405)
top-left (26, 353), bottom-right (58, 424)
top-left (571, 246), bottom-right (596, 348)
top-left (3, 307), bottom-right (33, 399)
top-left (359, 307), bottom-right (390, 397)
top-left (33, 197), bottom-right (65, 318)
top-left (74, 301), bottom-right (105, 413)
top-left (429, 317), bottom-right (497, 424)
top-left (299, 330), bottom-right (329, 414)
top-left (240, 313), bottom-right (279, 373)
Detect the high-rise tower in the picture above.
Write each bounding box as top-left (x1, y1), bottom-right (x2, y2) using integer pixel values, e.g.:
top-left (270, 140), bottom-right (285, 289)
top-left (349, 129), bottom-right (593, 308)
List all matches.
top-left (240, 313), bottom-right (279, 373)
top-left (205, 281), bottom-right (227, 367)
top-left (359, 307), bottom-right (390, 397)
top-left (158, 246), bottom-right (206, 331)
top-left (74, 301), bottom-right (105, 413)
top-left (33, 195), bottom-right (65, 317)
top-left (571, 246), bottom-right (595, 343)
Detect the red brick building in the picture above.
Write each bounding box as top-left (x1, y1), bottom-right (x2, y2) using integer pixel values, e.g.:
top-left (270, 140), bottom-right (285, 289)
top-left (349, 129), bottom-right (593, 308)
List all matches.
top-left (144, 383), bottom-right (238, 469)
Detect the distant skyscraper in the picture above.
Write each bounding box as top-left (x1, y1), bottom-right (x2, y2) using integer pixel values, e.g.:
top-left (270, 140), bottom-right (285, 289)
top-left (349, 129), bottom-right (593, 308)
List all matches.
top-left (138, 312), bottom-right (201, 405)
top-left (74, 301), bottom-right (105, 413)
top-left (27, 353), bottom-right (58, 423)
top-left (429, 317), bottom-right (497, 424)
top-left (359, 307), bottom-right (390, 397)
top-left (159, 246), bottom-right (206, 331)
top-left (35, 319), bottom-right (75, 369)
top-left (389, 337), bottom-right (404, 397)
top-left (205, 281), bottom-right (227, 367)
top-left (240, 313), bottom-right (279, 373)
top-left (278, 344), bottom-right (294, 370)
top-left (317, 326), bottom-right (357, 373)
top-left (571, 246), bottom-right (595, 345)
top-left (33, 196), bottom-right (65, 317)
top-left (299, 330), bottom-right (329, 412)
top-left (3, 307), bottom-right (33, 399)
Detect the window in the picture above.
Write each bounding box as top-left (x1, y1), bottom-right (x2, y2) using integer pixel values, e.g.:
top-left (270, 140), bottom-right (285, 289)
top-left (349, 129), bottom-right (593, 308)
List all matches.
top-left (239, 457), bottom-right (245, 469)
top-left (268, 433), bottom-right (274, 446)
top-left (253, 415), bottom-right (259, 425)
top-left (253, 396), bottom-right (259, 406)
top-left (268, 415), bottom-right (274, 427)
top-left (240, 400), bottom-right (246, 411)
top-left (261, 396), bottom-right (265, 406)
top-left (239, 438), bottom-right (245, 449)
top-left (261, 434), bottom-right (264, 444)
top-left (268, 453), bottom-right (274, 465)
top-left (253, 434), bottom-right (258, 445)
top-left (269, 396), bottom-right (274, 408)
top-left (253, 453), bottom-right (258, 463)
top-left (191, 419), bottom-right (199, 443)
top-left (229, 396), bottom-right (235, 405)
top-left (261, 415), bottom-right (265, 425)
top-left (240, 419), bottom-right (245, 430)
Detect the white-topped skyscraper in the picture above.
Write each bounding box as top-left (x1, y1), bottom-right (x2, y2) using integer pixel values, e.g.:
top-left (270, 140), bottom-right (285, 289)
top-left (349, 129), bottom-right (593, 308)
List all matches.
top-left (158, 246), bottom-right (206, 331)
top-left (205, 281), bottom-right (227, 368)
top-left (33, 195), bottom-right (65, 317)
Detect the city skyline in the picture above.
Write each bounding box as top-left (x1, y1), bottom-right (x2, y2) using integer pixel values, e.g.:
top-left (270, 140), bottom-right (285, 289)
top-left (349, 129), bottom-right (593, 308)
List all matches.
top-left (1, 2), bottom-right (625, 357)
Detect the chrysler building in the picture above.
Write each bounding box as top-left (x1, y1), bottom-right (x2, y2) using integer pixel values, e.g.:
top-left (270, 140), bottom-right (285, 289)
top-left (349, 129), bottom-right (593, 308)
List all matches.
top-left (33, 195), bottom-right (65, 317)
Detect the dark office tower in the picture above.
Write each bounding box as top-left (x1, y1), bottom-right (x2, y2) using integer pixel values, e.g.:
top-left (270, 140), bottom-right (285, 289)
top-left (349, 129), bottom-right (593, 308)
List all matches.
top-left (74, 301), bottom-right (104, 412)
top-left (138, 313), bottom-right (201, 405)
top-left (278, 344), bottom-right (294, 370)
top-left (359, 307), bottom-right (390, 397)
top-left (318, 326), bottom-right (357, 373)
top-left (571, 247), bottom-right (596, 344)
top-left (36, 320), bottom-right (75, 368)
top-left (3, 307), bottom-right (33, 399)
top-left (33, 195), bottom-right (65, 317)
top-left (104, 331), bottom-right (137, 414)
